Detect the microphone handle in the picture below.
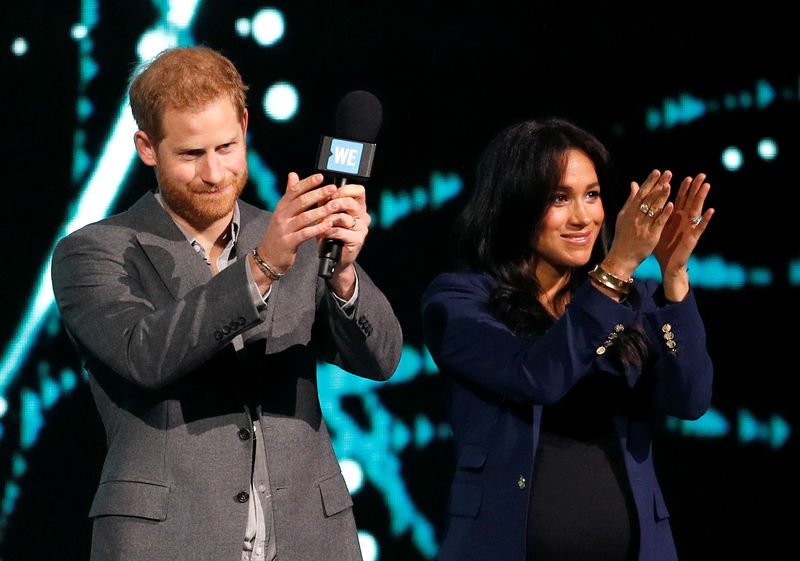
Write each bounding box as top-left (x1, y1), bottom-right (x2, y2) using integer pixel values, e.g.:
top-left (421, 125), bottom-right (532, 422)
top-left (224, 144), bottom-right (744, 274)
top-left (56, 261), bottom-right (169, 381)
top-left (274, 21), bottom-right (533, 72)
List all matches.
top-left (317, 177), bottom-right (348, 279)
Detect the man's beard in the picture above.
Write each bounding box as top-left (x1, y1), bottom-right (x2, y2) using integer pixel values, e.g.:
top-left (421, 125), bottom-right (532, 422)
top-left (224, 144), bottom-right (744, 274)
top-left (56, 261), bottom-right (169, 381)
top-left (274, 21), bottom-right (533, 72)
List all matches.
top-left (157, 165), bottom-right (248, 230)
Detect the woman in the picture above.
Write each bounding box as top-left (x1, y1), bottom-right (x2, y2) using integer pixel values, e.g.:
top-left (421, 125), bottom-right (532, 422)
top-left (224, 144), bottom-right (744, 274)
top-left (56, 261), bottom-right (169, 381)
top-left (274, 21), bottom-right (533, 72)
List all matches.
top-left (421, 119), bottom-right (714, 561)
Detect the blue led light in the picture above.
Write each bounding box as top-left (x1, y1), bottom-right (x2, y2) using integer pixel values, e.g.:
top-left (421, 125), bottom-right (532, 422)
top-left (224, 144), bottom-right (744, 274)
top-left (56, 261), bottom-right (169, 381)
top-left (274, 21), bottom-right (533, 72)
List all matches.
top-left (247, 151), bottom-right (280, 209)
top-left (19, 390), bottom-right (43, 450)
top-left (757, 137), bottom-right (778, 160)
top-left (235, 18), bottom-right (251, 37)
top-left (11, 37), bottom-right (28, 56)
top-left (165, 0), bottom-right (199, 28)
top-left (722, 146), bottom-right (743, 171)
top-left (252, 8), bottom-right (285, 46)
top-left (635, 254), bottom-right (760, 289)
top-left (11, 454), bottom-right (26, 479)
top-left (71, 24), bottom-right (89, 40)
top-left (665, 407), bottom-right (730, 439)
top-left (263, 82), bottom-right (299, 122)
top-left (340, 458), bottom-right (365, 493)
top-left (747, 267), bottom-right (772, 286)
top-left (358, 531), bottom-right (379, 561)
top-left (789, 259), bottom-right (800, 285)
top-left (738, 409), bottom-right (792, 449)
top-left (1, 482), bottom-right (20, 518)
top-left (414, 415), bottom-right (435, 448)
top-left (756, 79), bottom-right (776, 108)
top-left (379, 172), bottom-right (463, 228)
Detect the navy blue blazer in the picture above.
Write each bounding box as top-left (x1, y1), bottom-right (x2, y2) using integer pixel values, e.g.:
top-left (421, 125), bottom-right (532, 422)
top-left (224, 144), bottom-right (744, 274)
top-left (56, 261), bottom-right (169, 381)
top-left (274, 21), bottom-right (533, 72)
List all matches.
top-left (421, 271), bottom-right (713, 561)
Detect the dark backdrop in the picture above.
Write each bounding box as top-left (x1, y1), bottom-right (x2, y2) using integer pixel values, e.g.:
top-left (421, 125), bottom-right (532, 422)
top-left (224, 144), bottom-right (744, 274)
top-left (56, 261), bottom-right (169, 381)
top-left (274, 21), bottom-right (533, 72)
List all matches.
top-left (1, 1), bottom-right (797, 560)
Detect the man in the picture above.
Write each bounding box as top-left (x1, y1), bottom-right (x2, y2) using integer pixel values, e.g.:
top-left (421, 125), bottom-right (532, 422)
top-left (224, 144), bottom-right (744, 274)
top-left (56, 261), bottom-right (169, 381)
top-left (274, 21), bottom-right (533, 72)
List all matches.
top-left (51, 46), bottom-right (402, 561)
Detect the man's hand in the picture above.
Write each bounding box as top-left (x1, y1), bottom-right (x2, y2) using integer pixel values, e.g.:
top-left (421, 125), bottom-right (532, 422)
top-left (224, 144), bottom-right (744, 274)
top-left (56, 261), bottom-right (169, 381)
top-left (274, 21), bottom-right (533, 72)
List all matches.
top-left (322, 182), bottom-right (370, 300)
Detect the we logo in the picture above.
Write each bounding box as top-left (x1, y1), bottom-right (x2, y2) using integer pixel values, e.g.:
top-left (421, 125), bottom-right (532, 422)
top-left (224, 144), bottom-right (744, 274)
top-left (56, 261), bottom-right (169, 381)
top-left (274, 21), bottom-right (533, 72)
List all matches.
top-left (326, 139), bottom-right (363, 174)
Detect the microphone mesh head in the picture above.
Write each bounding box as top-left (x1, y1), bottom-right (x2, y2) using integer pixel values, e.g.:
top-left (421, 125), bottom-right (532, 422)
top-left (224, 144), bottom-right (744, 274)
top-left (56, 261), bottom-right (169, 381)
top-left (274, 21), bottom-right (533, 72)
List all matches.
top-left (335, 90), bottom-right (383, 142)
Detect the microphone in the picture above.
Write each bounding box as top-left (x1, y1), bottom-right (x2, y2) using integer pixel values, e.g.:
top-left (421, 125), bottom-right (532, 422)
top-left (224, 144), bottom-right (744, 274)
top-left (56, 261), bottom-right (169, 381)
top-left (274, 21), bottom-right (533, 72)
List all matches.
top-left (315, 90), bottom-right (383, 278)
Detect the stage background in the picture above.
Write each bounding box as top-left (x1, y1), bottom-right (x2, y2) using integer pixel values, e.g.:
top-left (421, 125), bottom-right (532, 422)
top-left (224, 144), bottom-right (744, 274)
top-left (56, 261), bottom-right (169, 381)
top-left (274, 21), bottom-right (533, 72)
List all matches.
top-left (1, 1), bottom-right (797, 559)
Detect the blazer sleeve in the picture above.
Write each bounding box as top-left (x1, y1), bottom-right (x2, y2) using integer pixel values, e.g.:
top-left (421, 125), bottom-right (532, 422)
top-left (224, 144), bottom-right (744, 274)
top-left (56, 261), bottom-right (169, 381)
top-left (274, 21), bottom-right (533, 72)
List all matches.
top-left (51, 226), bottom-right (264, 389)
top-left (642, 284), bottom-right (714, 419)
top-left (314, 264), bottom-right (403, 382)
top-left (421, 272), bottom-right (641, 405)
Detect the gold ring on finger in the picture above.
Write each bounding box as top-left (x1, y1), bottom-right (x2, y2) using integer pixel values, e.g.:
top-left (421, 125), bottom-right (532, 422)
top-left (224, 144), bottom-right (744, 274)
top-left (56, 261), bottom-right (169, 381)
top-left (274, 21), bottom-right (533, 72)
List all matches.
top-left (648, 209), bottom-right (655, 217)
top-left (639, 203), bottom-right (649, 214)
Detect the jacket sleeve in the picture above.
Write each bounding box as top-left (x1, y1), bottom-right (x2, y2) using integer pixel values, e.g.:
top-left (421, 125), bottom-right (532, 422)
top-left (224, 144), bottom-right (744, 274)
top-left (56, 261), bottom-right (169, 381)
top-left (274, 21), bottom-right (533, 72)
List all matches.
top-left (642, 284), bottom-right (714, 419)
top-left (421, 272), bottom-right (640, 405)
top-left (51, 226), bottom-right (264, 390)
top-left (314, 264), bottom-right (403, 382)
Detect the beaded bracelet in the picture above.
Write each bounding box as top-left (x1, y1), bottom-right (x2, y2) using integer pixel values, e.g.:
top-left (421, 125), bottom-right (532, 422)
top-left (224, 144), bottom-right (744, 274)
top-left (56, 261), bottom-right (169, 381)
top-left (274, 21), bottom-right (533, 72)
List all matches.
top-left (251, 249), bottom-right (285, 281)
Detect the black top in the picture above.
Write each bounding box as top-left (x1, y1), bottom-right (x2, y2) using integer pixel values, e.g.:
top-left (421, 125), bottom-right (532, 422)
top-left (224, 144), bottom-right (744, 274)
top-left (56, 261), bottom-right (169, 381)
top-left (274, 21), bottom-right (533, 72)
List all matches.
top-left (527, 371), bottom-right (639, 561)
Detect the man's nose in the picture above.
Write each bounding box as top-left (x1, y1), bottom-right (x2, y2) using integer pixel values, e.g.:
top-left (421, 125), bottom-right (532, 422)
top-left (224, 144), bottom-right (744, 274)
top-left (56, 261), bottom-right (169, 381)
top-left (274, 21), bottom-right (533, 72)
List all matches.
top-left (200, 153), bottom-right (224, 185)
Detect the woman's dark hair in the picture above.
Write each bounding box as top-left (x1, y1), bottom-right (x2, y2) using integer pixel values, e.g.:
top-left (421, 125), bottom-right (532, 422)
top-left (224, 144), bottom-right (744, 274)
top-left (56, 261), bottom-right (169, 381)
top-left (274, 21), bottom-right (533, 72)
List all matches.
top-left (457, 118), bottom-right (646, 366)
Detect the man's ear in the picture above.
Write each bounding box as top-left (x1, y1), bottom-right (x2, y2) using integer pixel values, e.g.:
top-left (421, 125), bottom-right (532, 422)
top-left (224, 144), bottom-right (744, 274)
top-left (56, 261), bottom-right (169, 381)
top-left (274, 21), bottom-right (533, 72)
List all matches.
top-left (134, 130), bottom-right (157, 166)
top-left (241, 108), bottom-right (249, 136)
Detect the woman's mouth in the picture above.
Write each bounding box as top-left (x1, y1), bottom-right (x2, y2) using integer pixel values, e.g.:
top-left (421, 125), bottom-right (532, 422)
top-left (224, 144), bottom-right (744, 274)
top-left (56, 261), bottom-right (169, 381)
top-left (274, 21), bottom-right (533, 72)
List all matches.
top-left (562, 231), bottom-right (593, 245)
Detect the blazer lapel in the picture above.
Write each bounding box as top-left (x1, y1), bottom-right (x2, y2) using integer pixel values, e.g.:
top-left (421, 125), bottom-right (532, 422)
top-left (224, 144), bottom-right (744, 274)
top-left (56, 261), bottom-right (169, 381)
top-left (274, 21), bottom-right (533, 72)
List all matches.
top-left (237, 200), bottom-right (316, 352)
top-left (130, 192), bottom-right (214, 300)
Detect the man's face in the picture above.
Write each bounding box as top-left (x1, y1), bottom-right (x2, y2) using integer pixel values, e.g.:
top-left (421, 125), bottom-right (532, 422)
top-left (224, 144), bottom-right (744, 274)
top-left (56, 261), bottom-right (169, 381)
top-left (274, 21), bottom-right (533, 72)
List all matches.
top-left (136, 97), bottom-right (249, 231)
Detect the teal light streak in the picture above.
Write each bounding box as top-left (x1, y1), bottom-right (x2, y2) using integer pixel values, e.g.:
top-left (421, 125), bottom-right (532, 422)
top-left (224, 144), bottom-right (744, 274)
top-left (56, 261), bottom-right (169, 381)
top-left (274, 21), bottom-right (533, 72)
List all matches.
top-left (665, 407), bottom-right (729, 438)
top-left (635, 254), bottom-right (762, 288)
top-left (19, 390), bottom-right (43, 450)
top-left (667, 407), bottom-right (792, 450)
top-left (789, 259), bottom-right (800, 285)
top-left (11, 454), bottom-right (26, 479)
top-left (247, 151), bottom-right (280, 209)
top-left (0, 0), bottom-right (200, 394)
top-left (645, 78), bottom-right (779, 130)
top-left (738, 409), bottom-right (792, 449)
top-left (317, 345), bottom-right (440, 559)
top-left (379, 172), bottom-right (462, 228)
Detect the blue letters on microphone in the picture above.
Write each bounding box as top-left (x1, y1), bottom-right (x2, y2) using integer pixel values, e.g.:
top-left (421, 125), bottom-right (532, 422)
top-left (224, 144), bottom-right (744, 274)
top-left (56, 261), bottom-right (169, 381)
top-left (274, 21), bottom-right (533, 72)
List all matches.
top-left (327, 139), bottom-right (363, 174)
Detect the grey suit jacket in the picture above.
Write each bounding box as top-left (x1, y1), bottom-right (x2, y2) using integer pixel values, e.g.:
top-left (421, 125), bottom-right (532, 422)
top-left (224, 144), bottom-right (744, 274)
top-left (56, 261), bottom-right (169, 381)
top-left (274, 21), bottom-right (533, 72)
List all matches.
top-left (51, 192), bottom-right (402, 561)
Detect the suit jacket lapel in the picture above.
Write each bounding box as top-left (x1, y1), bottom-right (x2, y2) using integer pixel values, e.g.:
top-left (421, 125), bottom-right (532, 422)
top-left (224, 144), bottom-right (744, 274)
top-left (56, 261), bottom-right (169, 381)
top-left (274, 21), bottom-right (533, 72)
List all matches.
top-left (237, 199), bottom-right (315, 353)
top-left (130, 192), bottom-right (214, 300)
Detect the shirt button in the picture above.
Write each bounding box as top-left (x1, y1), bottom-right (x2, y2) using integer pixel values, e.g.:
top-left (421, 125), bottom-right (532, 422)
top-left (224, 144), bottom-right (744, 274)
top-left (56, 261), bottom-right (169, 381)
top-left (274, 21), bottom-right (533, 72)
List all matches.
top-left (258, 484), bottom-right (267, 493)
top-left (238, 428), bottom-right (251, 441)
top-left (236, 491), bottom-right (249, 503)
top-left (596, 346), bottom-right (607, 355)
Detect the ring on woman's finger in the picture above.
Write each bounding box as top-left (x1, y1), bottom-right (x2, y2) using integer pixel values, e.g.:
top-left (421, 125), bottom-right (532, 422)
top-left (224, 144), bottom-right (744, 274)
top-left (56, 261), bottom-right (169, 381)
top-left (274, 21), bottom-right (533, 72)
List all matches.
top-left (647, 209), bottom-right (655, 217)
top-left (639, 203), bottom-right (649, 214)
top-left (349, 216), bottom-right (358, 229)
top-left (690, 215), bottom-right (702, 225)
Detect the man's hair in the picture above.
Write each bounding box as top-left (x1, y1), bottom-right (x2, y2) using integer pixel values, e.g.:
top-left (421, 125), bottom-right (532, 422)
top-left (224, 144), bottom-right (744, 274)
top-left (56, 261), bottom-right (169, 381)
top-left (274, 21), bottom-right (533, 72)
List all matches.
top-left (128, 46), bottom-right (248, 144)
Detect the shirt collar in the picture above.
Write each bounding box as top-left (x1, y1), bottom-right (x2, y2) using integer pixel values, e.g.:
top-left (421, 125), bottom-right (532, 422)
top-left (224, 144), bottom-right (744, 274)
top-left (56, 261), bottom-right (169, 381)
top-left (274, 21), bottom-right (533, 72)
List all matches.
top-left (154, 192), bottom-right (241, 250)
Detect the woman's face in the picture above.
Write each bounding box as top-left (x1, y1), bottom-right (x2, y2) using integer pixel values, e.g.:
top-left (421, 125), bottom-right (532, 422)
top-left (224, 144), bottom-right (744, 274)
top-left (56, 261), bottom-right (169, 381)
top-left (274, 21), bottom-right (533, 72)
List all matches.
top-left (533, 148), bottom-right (605, 278)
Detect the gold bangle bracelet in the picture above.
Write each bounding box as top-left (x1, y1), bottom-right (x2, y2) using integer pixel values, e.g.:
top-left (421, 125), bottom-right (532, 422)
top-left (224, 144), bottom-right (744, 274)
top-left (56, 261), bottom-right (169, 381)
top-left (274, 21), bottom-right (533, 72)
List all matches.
top-left (588, 264), bottom-right (633, 295)
top-left (251, 249), bottom-right (285, 281)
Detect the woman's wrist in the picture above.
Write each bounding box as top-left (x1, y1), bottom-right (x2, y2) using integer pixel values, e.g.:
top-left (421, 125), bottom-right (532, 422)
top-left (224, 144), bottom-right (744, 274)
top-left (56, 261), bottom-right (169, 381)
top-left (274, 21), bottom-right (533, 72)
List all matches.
top-left (599, 252), bottom-right (638, 281)
top-left (661, 267), bottom-right (689, 302)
